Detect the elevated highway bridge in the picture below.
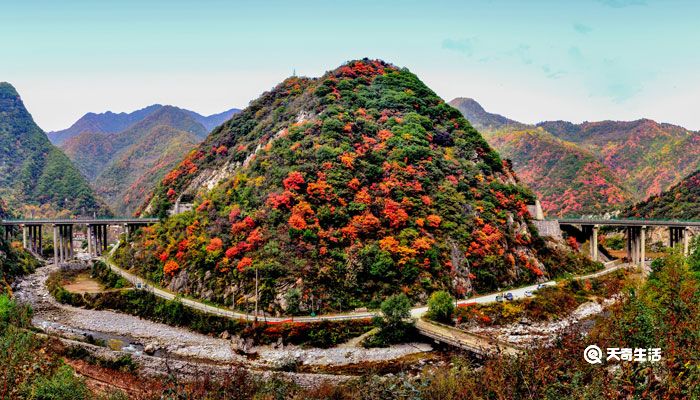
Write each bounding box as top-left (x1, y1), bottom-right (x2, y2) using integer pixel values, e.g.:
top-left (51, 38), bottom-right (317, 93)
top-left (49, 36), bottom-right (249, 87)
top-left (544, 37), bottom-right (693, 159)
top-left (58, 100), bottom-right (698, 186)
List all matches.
top-left (556, 218), bottom-right (696, 267)
top-left (0, 217), bottom-right (158, 265)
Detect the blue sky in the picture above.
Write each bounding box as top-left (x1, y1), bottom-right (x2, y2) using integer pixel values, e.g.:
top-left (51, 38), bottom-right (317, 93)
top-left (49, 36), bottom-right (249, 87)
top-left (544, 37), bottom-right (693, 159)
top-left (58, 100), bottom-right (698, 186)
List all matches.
top-left (2, 0), bottom-right (699, 131)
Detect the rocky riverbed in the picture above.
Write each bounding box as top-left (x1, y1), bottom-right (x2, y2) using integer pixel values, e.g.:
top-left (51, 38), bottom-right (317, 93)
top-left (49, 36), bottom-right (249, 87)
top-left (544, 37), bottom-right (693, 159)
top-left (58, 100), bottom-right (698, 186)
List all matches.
top-left (13, 262), bottom-right (435, 376)
top-left (467, 297), bottom-right (619, 347)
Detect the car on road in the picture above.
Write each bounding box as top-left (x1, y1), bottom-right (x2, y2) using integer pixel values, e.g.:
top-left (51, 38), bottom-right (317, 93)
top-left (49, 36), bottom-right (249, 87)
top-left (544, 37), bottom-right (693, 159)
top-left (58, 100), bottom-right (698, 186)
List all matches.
top-left (524, 290), bottom-right (533, 297)
top-left (504, 292), bottom-right (514, 301)
top-left (495, 294), bottom-right (504, 302)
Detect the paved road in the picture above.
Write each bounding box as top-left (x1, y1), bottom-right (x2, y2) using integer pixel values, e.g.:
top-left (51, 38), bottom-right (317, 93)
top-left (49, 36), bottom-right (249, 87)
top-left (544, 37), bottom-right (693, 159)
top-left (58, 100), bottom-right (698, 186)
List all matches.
top-left (102, 257), bottom-right (626, 323)
top-left (100, 256), bottom-right (628, 354)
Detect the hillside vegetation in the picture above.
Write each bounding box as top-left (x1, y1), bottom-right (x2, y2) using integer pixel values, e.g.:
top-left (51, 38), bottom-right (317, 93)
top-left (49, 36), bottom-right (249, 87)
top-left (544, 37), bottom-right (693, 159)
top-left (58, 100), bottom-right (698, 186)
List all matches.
top-left (60, 106), bottom-right (238, 215)
top-left (451, 98), bottom-right (700, 217)
top-left (626, 169), bottom-right (700, 220)
top-left (114, 59), bottom-right (595, 314)
top-left (0, 82), bottom-right (109, 217)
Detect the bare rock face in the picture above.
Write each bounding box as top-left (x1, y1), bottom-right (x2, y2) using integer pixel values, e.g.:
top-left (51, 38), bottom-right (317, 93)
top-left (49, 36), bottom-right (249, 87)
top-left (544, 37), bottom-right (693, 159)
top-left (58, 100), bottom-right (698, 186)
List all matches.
top-left (168, 269), bottom-right (189, 293)
top-left (449, 238), bottom-right (473, 297)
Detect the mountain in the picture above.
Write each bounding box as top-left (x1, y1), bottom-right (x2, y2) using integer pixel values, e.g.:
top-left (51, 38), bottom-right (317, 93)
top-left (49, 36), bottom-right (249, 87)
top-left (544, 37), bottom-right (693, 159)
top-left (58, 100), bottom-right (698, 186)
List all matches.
top-left (625, 169), bottom-right (700, 220)
top-left (112, 59), bottom-right (594, 313)
top-left (450, 98), bottom-right (634, 216)
top-left (183, 107), bottom-right (241, 132)
top-left (93, 107), bottom-right (207, 215)
top-left (61, 106), bottom-right (210, 215)
top-left (47, 104), bottom-right (162, 145)
top-left (0, 82), bottom-right (108, 217)
top-left (449, 97), bottom-right (522, 131)
top-left (57, 105), bottom-right (240, 215)
top-left (483, 127), bottom-right (635, 216)
top-left (49, 105), bottom-right (239, 145)
top-left (537, 119), bottom-right (700, 200)
top-left (450, 98), bottom-right (700, 217)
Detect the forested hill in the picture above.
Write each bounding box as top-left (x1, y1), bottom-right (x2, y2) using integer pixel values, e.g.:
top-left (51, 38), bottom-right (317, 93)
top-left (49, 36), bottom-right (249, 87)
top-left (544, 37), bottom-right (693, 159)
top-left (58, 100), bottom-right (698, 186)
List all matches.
top-left (115, 59), bottom-right (593, 314)
top-left (59, 105), bottom-right (240, 215)
top-left (0, 82), bottom-right (109, 217)
top-left (450, 98), bottom-right (699, 217)
top-left (450, 98), bottom-right (634, 216)
top-left (625, 169), bottom-right (700, 220)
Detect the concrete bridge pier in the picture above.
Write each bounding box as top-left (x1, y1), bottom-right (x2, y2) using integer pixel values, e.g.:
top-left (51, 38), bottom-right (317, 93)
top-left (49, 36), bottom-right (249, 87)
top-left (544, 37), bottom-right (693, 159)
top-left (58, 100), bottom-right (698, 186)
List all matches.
top-left (25, 224), bottom-right (42, 255)
top-left (87, 224), bottom-right (93, 257)
top-left (52, 225), bottom-right (59, 265)
top-left (22, 224), bottom-right (27, 249)
top-left (626, 226), bottom-right (644, 267)
top-left (88, 224), bottom-right (108, 257)
top-left (101, 225), bottom-right (108, 253)
top-left (669, 227), bottom-right (691, 256)
top-left (581, 224), bottom-right (599, 261)
top-left (640, 226), bottom-right (646, 266)
top-left (88, 224), bottom-right (99, 257)
top-left (2, 225), bottom-right (13, 241)
top-left (123, 223), bottom-right (133, 240)
top-left (58, 225), bottom-right (65, 263)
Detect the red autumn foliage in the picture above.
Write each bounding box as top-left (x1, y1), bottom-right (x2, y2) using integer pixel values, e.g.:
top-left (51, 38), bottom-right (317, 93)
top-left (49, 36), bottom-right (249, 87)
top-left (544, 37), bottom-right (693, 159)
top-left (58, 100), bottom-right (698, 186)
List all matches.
top-left (225, 241), bottom-right (250, 259)
top-left (206, 237), bottom-right (223, 252)
top-left (231, 216), bottom-right (255, 234)
top-left (267, 191), bottom-right (293, 209)
top-left (306, 179), bottom-right (334, 200)
top-left (383, 199), bottom-right (409, 228)
top-left (163, 260), bottom-right (180, 276)
top-left (237, 257), bottom-right (253, 272)
top-left (288, 214), bottom-right (307, 230)
top-left (196, 200), bottom-right (211, 212)
top-left (283, 171), bottom-right (305, 191)
top-left (354, 188), bottom-right (371, 205)
top-left (426, 214), bottom-right (442, 228)
top-left (348, 178), bottom-right (361, 191)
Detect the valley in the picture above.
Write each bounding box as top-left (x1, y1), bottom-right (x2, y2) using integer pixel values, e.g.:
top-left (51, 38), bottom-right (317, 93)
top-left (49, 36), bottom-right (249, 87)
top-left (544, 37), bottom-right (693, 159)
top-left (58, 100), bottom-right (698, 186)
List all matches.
top-left (2, 54), bottom-right (699, 398)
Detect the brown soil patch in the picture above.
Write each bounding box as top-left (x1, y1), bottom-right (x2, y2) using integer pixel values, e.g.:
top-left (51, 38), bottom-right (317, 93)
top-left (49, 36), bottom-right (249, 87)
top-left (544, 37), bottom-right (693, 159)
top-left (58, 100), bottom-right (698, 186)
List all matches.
top-left (63, 272), bottom-right (105, 294)
top-left (65, 358), bottom-right (160, 399)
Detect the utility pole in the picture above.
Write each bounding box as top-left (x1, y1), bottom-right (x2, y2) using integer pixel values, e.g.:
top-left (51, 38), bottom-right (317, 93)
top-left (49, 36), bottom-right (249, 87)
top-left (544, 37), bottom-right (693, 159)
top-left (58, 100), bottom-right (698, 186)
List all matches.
top-left (254, 267), bottom-right (259, 322)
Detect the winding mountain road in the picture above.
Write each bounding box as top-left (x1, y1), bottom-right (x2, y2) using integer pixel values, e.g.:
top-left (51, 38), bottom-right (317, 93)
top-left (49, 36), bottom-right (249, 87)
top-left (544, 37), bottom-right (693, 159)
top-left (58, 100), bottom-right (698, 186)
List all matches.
top-left (102, 257), bottom-right (626, 323)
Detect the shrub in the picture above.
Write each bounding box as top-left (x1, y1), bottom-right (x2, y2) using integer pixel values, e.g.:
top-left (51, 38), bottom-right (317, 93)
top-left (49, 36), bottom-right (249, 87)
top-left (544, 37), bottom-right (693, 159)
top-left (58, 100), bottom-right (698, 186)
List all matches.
top-left (426, 291), bottom-right (455, 324)
top-left (22, 364), bottom-right (89, 400)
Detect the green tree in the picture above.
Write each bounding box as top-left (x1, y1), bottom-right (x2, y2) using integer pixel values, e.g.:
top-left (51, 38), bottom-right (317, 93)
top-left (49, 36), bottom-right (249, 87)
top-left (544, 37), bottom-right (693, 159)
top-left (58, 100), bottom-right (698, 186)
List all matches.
top-left (426, 291), bottom-right (455, 323)
top-left (380, 293), bottom-right (411, 327)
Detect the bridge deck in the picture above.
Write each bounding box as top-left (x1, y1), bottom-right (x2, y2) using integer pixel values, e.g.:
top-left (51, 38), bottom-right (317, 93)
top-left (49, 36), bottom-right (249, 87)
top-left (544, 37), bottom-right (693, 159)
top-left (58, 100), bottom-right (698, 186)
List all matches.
top-left (556, 218), bottom-right (700, 227)
top-left (0, 218), bottom-right (158, 226)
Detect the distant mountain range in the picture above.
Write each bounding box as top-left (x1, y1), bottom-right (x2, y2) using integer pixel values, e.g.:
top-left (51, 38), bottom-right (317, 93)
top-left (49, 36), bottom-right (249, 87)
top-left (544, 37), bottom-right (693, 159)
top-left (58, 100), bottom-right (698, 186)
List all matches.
top-left (451, 98), bottom-right (700, 217)
top-left (0, 82), bottom-right (108, 217)
top-left (58, 105), bottom-right (239, 215)
top-left (48, 105), bottom-right (239, 145)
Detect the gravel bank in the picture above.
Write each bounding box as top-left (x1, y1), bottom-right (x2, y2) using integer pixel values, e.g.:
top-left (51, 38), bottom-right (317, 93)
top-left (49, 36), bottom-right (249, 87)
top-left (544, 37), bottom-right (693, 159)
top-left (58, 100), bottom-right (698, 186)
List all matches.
top-left (13, 262), bottom-right (434, 370)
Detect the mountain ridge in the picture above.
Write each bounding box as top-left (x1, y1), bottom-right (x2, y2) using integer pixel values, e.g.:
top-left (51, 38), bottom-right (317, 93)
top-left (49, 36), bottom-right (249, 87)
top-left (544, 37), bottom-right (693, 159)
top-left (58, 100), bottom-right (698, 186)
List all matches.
top-left (48, 104), bottom-right (240, 145)
top-left (61, 106), bottom-right (213, 215)
top-left (0, 82), bottom-right (109, 217)
top-left (451, 97), bottom-right (700, 216)
top-left (114, 59), bottom-right (594, 314)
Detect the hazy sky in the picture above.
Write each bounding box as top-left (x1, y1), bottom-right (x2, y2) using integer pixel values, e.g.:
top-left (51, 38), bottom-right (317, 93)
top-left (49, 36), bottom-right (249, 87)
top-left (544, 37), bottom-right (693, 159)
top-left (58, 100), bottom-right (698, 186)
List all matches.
top-left (2, 0), bottom-right (699, 131)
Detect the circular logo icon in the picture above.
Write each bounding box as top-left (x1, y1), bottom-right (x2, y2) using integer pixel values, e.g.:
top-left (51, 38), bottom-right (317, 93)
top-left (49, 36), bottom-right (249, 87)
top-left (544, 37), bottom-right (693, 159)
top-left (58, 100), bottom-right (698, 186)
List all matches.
top-left (584, 345), bottom-right (603, 364)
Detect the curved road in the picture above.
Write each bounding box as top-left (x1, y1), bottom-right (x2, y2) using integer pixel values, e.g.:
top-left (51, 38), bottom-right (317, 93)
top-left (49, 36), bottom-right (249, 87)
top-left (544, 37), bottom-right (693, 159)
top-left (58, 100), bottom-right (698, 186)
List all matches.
top-left (101, 257), bottom-right (627, 323)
